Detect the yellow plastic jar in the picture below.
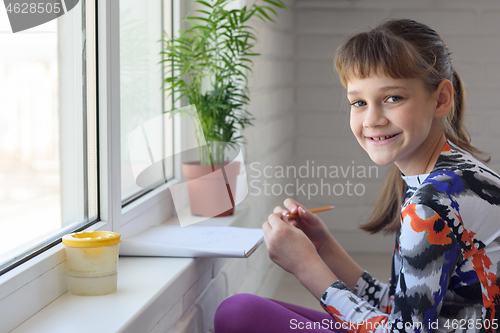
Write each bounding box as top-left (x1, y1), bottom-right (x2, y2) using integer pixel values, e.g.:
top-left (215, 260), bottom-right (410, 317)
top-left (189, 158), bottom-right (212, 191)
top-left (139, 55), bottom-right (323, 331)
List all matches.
top-left (62, 231), bottom-right (121, 296)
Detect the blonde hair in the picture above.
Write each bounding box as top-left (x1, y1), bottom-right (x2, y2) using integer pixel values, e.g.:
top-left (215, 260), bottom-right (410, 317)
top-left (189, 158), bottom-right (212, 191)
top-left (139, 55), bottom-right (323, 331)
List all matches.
top-left (334, 19), bottom-right (489, 234)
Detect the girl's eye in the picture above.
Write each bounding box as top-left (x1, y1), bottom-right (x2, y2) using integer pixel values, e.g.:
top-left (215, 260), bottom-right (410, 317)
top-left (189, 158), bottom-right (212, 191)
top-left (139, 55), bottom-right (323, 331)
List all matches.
top-left (386, 96), bottom-right (403, 103)
top-left (350, 100), bottom-right (366, 107)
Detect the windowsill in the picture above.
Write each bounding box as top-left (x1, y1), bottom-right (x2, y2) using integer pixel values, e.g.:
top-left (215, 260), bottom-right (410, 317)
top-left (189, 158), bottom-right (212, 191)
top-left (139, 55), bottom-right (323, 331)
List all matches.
top-left (11, 204), bottom-right (250, 332)
top-left (12, 257), bottom-right (195, 333)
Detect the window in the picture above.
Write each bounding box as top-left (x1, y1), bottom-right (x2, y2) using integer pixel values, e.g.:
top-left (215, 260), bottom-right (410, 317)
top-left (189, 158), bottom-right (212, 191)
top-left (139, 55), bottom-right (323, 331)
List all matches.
top-left (0, 0), bottom-right (98, 274)
top-left (120, 0), bottom-right (174, 206)
top-left (0, 1), bottom-right (182, 329)
top-left (0, 0), bottom-right (178, 276)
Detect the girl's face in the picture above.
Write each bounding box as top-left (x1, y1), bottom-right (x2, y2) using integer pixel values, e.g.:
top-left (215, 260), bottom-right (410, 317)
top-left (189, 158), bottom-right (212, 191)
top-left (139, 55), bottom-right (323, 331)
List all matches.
top-left (347, 72), bottom-right (446, 176)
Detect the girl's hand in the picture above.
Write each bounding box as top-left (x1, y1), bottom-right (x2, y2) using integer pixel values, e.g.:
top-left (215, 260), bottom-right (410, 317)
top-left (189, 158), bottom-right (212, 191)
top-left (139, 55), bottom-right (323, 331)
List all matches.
top-left (262, 212), bottom-right (320, 277)
top-left (273, 198), bottom-right (333, 256)
top-left (275, 199), bottom-right (364, 291)
top-left (262, 212), bottom-right (338, 299)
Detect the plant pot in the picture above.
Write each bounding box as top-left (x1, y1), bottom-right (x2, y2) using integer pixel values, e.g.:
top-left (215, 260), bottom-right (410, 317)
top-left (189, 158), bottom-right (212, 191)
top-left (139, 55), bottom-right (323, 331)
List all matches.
top-left (181, 161), bottom-right (240, 217)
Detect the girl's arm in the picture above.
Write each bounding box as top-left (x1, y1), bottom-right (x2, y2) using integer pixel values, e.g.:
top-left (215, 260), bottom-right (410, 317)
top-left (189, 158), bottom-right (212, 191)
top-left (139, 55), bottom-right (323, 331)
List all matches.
top-left (263, 211), bottom-right (381, 300)
top-left (262, 212), bottom-right (338, 299)
top-left (315, 230), bottom-right (364, 291)
top-left (275, 199), bottom-right (365, 290)
top-left (275, 199), bottom-right (394, 314)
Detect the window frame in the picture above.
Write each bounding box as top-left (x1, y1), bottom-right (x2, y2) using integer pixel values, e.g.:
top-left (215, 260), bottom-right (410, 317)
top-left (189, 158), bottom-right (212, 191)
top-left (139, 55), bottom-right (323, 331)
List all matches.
top-left (119, 0), bottom-right (176, 208)
top-left (0, 0), bottom-right (100, 276)
top-left (108, 0), bottom-right (181, 236)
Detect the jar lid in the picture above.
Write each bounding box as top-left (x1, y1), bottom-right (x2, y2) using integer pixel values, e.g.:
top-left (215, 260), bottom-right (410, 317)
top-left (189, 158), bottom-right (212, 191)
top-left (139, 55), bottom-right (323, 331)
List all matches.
top-left (62, 231), bottom-right (121, 247)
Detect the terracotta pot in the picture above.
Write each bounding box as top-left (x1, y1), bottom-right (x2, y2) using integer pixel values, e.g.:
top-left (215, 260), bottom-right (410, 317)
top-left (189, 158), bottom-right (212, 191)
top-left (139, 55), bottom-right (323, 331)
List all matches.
top-left (181, 161), bottom-right (241, 217)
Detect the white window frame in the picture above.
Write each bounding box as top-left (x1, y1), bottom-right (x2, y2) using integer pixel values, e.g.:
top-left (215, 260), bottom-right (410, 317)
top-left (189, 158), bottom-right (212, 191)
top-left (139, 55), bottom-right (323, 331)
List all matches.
top-left (104, 0), bottom-right (181, 239)
top-left (0, 0), bottom-right (183, 330)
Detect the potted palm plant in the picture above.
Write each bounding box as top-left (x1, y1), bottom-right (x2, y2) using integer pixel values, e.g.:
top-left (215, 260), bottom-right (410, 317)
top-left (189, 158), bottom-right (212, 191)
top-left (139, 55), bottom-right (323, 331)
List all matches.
top-left (161, 0), bottom-right (290, 217)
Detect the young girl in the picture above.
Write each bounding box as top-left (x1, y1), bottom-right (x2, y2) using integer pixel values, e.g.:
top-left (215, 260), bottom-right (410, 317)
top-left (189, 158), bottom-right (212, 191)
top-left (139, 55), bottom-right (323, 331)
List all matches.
top-left (214, 19), bottom-right (500, 333)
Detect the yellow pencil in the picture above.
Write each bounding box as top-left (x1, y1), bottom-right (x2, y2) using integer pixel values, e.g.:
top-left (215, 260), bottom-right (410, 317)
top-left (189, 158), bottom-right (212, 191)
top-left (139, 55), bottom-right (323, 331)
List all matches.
top-left (286, 205), bottom-right (334, 219)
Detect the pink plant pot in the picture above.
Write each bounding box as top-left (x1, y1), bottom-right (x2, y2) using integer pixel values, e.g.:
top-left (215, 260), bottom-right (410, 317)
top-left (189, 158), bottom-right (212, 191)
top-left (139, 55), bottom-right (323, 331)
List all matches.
top-left (181, 161), bottom-right (241, 217)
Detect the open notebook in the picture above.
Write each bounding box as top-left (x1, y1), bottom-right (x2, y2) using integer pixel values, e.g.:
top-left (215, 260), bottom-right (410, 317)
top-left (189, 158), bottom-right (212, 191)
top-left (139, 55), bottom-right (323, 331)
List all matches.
top-left (119, 225), bottom-right (264, 258)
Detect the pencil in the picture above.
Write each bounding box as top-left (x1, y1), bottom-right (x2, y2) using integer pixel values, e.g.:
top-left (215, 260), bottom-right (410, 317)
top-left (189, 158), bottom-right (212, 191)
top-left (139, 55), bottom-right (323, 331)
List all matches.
top-left (286, 205), bottom-right (334, 219)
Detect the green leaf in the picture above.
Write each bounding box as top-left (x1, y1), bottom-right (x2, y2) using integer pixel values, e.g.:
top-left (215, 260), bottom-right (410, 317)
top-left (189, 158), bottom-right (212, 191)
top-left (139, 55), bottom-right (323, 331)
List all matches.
top-left (239, 58), bottom-right (254, 64)
top-left (214, 0), bottom-right (227, 7)
top-left (262, 0), bottom-right (287, 9)
top-left (256, 5), bottom-right (278, 18)
top-left (252, 12), bottom-right (266, 22)
top-left (194, 9), bottom-right (213, 16)
top-left (186, 16), bottom-right (212, 23)
top-left (195, 0), bottom-right (213, 8)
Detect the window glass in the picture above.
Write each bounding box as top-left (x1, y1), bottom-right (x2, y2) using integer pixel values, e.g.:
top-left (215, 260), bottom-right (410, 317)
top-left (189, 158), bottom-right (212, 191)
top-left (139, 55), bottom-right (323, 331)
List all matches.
top-left (0, 1), bottom-right (97, 273)
top-left (120, 0), bottom-right (174, 205)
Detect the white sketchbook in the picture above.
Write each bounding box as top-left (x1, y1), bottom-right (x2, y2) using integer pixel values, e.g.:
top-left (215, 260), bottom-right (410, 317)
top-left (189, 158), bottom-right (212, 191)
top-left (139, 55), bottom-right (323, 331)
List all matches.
top-left (119, 225), bottom-right (264, 258)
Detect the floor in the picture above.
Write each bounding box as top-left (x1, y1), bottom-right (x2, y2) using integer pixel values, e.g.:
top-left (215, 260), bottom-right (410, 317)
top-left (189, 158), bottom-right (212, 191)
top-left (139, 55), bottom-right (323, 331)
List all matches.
top-left (272, 253), bottom-right (392, 312)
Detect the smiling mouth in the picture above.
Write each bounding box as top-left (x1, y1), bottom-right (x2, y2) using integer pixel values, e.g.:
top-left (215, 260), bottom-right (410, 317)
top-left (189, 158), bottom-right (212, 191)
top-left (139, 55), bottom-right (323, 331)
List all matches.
top-left (369, 134), bottom-right (398, 141)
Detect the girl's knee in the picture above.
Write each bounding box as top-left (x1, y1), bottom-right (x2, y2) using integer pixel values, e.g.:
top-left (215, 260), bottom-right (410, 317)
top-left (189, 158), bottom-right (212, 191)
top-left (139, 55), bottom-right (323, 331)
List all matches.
top-left (214, 293), bottom-right (266, 332)
top-left (215, 293), bottom-right (260, 317)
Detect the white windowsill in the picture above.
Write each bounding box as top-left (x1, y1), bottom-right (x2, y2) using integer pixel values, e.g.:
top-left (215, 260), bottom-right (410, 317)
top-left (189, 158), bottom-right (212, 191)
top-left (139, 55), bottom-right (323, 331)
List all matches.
top-left (11, 205), bottom-right (250, 333)
top-left (12, 256), bottom-right (196, 333)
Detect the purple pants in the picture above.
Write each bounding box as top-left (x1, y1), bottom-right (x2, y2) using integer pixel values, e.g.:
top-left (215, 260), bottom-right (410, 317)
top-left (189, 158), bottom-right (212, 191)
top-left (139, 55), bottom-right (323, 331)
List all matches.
top-left (214, 293), bottom-right (346, 332)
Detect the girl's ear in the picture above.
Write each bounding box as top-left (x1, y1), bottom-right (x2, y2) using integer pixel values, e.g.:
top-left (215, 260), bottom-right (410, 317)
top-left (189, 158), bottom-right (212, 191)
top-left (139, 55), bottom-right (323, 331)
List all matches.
top-left (434, 79), bottom-right (454, 118)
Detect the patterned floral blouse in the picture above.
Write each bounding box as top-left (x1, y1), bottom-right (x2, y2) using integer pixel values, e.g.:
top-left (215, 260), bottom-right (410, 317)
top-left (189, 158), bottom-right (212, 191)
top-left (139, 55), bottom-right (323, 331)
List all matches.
top-left (320, 140), bottom-right (500, 333)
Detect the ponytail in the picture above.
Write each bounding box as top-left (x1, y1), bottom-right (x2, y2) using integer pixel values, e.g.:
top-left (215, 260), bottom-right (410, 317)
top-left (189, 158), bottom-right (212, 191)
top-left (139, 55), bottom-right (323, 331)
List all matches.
top-left (445, 71), bottom-right (490, 162)
top-left (360, 165), bottom-right (406, 234)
